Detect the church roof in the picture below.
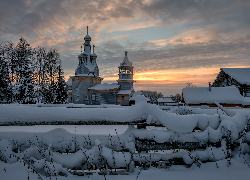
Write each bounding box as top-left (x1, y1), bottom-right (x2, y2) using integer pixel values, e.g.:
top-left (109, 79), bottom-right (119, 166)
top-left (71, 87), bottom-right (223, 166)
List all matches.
top-left (66, 78), bottom-right (72, 86)
top-left (182, 86), bottom-right (243, 104)
top-left (117, 89), bottom-right (133, 95)
top-left (78, 51), bottom-right (88, 58)
top-left (91, 53), bottom-right (97, 57)
top-left (221, 68), bottom-right (250, 85)
top-left (88, 83), bottom-right (120, 90)
top-left (84, 34), bottom-right (91, 40)
top-left (119, 51), bottom-right (133, 67)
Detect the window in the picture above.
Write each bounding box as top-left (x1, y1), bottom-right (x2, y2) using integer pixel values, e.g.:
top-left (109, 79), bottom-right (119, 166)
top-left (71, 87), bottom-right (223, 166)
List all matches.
top-left (92, 94), bottom-right (96, 101)
top-left (76, 96), bottom-right (79, 101)
top-left (122, 96), bottom-right (124, 100)
top-left (85, 95), bottom-right (88, 101)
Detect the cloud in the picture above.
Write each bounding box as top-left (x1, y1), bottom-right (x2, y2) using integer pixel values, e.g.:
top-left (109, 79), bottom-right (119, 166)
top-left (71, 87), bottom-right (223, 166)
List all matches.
top-left (1, 0), bottom-right (250, 95)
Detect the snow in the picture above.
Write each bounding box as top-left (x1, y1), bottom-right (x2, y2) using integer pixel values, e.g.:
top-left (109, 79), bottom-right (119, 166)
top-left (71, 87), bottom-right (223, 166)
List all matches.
top-left (1, 101), bottom-right (250, 135)
top-left (84, 34), bottom-right (91, 40)
top-left (117, 89), bottom-right (133, 95)
top-left (88, 83), bottom-right (120, 90)
top-left (222, 68), bottom-right (250, 85)
top-left (130, 93), bottom-right (150, 101)
top-left (119, 54), bottom-right (132, 67)
top-left (182, 86), bottom-right (244, 104)
top-left (1, 103), bottom-right (250, 179)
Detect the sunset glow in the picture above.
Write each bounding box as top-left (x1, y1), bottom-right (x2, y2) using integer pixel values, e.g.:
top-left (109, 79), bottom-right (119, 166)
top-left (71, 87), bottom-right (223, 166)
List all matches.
top-left (1, 0), bottom-right (250, 96)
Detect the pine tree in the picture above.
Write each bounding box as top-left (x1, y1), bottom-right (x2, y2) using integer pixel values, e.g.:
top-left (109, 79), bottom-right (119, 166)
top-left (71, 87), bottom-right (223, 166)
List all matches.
top-left (13, 38), bottom-right (36, 104)
top-left (34, 46), bottom-right (47, 103)
top-left (0, 44), bottom-right (11, 102)
top-left (54, 65), bottom-right (68, 104)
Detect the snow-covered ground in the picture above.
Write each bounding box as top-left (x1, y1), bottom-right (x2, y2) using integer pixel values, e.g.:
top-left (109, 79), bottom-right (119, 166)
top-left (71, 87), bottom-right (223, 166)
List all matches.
top-left (1, 97), bottom-right (250, 180)
top-left (1, 160), bottom-right (250, 180)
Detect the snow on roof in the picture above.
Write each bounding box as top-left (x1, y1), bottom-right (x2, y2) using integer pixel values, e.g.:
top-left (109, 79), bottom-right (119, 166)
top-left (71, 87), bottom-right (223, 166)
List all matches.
top-left (117, 89), bottom-right (133, 95)
top-left (130, 92), bottom-right (150, 101)
top-left (221, 68), bottom-right (250, 85)
top-left (86, 63), bottom-right (97, 73)
top-left (89, 83), bottom-right (120, 90)
top-left (84, 34), bottom-right (91, 40)
top-left (130, 91), bottom-right (142, 98)
top-left (182, 86), bottom-right (243, 104)
top-left (119, 52), bottom-right (132, 67)
top-left (242, 97), bottom-right (250, 105)
top-left (157, 98), bottom-right (175, 103)
top-left (90, 53), bottom-right (97, 57)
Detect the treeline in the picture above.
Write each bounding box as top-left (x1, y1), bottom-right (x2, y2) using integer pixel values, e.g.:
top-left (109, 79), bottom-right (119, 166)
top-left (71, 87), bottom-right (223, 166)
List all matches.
top-left (140, 90), bottom-right (164, 103)
top-left (0, 38), bottom-right (68, 104)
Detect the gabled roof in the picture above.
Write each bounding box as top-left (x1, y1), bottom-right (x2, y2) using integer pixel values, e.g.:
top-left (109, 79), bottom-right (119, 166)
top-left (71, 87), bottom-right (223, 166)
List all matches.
top-left (88, 83), bottom-right (120, 90)
top-left (221, 68), bottom-right (250, 85)
top-left (182, 86), bottom-right (243, 104)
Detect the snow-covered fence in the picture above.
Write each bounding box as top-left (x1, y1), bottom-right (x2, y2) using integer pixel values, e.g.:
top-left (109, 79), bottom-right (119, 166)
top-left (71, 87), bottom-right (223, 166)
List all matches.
top-left (1, 98), bottom-right (250, 177)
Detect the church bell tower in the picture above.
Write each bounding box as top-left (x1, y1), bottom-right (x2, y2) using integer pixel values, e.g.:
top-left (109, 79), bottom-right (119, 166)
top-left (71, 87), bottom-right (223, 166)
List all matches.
top-left (117, 51), bottom-right (135, 90)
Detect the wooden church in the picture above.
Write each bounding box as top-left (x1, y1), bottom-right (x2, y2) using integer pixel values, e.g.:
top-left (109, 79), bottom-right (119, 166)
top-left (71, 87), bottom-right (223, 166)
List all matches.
top-left (67, 27), bottom-right (135, 105)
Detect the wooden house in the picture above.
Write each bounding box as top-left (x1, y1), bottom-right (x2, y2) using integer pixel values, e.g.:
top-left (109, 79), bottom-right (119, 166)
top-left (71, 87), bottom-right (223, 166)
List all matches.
top-left (212, 68), bottom-right (250, 97)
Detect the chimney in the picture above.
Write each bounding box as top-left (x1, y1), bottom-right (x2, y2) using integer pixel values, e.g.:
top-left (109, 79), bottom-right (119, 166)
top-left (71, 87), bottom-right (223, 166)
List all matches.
top-left (208, 82), bottom-right (211, 91)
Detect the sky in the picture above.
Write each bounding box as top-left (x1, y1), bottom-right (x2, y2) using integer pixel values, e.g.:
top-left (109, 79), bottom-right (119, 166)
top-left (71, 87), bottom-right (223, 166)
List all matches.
top-left (1, 0), bottom-right (250, 96)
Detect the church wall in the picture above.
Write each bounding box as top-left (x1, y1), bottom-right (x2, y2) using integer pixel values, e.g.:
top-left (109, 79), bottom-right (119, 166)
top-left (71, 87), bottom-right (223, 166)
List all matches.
top-left (116, 94), bottom-right (130, 106)
top-left (119, 82), bottom-right (133, 90)
top-left (68, 92), bottom-right (72, 103)
top-left (119, 74), bottom-right (133, 79)
top-left (89, 91), bottom-right (118, 105)
top-left (72, 77), bottom-right (102, 104)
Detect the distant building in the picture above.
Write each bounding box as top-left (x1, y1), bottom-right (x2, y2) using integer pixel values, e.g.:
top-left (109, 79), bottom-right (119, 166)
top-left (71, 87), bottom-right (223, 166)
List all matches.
top-left (157, 98), bottom-right (179, 106)
top-left (212, 68), bottom-right (250, 97)
top-left (68, 27), bottom-right (135, 105)
top-left (182, 68), bottom-right (250, 107)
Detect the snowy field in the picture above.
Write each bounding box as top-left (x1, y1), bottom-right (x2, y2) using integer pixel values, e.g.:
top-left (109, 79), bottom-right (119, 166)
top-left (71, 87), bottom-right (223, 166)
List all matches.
top-left (1, 97), bottom-right (250, 180)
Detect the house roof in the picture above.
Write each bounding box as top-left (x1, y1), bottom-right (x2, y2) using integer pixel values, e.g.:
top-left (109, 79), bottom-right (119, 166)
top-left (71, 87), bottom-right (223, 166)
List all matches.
top-left (182, 86), bottom-right (244, 104)
top-left (117, 89), bottom-right (133, 95)
top-left (88, 83), bottom-right (120, 90)
top-left (221, 68), bottom-right (250, 85)
top-left (157, 98), bottom-right (175, 103)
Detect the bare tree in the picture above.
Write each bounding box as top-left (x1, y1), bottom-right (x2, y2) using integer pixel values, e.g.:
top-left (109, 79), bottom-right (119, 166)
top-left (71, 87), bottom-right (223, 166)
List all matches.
top-left (185, 82), bottom-right (196, 87)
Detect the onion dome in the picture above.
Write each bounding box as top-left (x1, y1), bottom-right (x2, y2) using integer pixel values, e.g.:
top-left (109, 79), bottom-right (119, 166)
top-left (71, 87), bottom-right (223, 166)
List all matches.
top-left (90, 52), bottom-right (97, 58)
top-left (78, 51), bottom-right (88, 59)
top-left (84, 34), bottom-right (91, 41)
